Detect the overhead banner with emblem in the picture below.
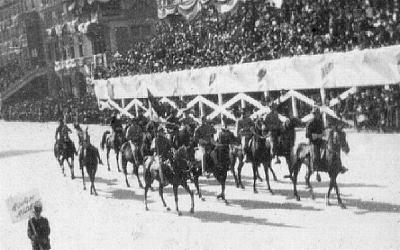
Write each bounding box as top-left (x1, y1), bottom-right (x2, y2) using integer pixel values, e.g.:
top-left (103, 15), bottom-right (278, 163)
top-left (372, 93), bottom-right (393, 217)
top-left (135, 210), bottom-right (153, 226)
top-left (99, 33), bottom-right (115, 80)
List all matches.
top-left (94, 45), bottom-right (400, 99)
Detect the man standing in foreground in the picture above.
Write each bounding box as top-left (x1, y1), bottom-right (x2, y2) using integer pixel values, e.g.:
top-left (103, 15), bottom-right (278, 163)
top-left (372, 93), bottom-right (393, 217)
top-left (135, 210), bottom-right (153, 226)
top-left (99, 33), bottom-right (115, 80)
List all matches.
top-left (27, 202), bottom-right (51, 250)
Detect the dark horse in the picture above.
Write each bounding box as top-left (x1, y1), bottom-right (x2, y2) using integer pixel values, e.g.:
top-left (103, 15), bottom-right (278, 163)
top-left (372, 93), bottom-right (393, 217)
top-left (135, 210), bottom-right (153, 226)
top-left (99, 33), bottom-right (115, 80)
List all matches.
top-left (120, 141), bottom-right (144, 188)
top-left (79, 128), bottom-right (102, 195)
top-left (144, 146), bottom-right (194, 215)
top-left (101, 130), bottom-right (124, 172)
top-left (246, 131), bottom-right (275, 194)
top-left (290, 126), bottom-right (350, 208)
top-left (54, 139), bottom-right (76, 179)
top-left (275, 117), bottom-right (302, 179)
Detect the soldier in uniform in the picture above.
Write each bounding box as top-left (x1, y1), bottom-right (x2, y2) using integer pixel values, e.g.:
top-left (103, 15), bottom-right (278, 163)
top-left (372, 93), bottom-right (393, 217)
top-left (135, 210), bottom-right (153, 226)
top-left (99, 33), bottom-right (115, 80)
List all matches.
top-left (109, 110), bottom-right (123, 147)
top-left (166, 108), bottom-right (180, 147)
top-left (235, 107), bottom-right (254, 162)
top-left (194, 116), bottom-right (217, 175)
top-left (136, 109), bottom-right (149, 131)
top-left (306, 107), bottom-right (325, 172)
top-left (149, 125), bottom-right (173, 184)
top-left (126, 117), bottom-right (144, 161)
top-left (263, 103), bottom-right (282, 164)
top-left (27, 202), bottom-right (51, 250)
top-left (55, 118), bottom-right (74, 154)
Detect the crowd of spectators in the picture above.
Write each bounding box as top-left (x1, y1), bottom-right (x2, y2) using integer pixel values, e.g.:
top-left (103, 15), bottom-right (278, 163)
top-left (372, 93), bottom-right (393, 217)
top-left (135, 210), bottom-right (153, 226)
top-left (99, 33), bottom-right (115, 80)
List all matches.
top-left (1, 93), bottom-right (110, 124)
top-left (0, 62), bottom-right (26, 93)
top-left (95, 0), bottom-right (400, 78)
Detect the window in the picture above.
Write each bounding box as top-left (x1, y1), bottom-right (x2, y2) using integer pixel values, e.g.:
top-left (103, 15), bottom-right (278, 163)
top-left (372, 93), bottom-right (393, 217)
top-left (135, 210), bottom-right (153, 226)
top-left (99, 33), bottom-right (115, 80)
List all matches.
top-left (78, 35), bottom-right (83, 57)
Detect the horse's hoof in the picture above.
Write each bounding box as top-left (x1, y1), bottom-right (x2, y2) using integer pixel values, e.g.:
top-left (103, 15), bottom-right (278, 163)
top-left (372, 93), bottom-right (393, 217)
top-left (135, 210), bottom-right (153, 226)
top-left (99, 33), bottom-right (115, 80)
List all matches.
top-left (200, 197), bottom-right (205, 202)
top-left (269, 189), bottom-right (274, 195)
top-left (283, 175), bottom-right (291, 179)
top-left (339, 203), bottom-right (347, 209)
top-left (166, 207), bottom-right (171, 211)
top-left (240, 185), bottom-right (245, 190)
top-left (311, 194), bottom-right (315, 200)
top-left (145, 207), bottom-right (149, 211)
top-left (296, 196), bottom-right (301, 201)
top-left (216, 194), bottom-right (223, 199)
top-left (71, 176), bottom-right (75, 180)
top-left (224, 200), bottom-right (229, 205)
top-left (177, 211), bottom-right (182, 216)
top-left (83, 187), bottom-right (86, 190)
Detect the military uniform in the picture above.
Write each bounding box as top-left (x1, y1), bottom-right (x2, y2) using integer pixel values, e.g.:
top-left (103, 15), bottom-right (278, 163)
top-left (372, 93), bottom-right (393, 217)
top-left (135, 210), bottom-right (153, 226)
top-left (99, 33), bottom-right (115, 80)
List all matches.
top-left (194, 121), bottom-right (217, 174)
top-left (150, 128), bottom-right (173, 184)
top-left (306, 114), bottom-right (325, 171)
top-left (236, 116), bottom-right (254, 158)
top-left (263, 110), bottom-right (281, 159)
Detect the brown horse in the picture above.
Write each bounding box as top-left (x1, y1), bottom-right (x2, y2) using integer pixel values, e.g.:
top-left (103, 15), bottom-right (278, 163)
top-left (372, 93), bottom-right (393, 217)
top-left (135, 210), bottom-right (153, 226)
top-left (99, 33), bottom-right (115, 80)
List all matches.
top-left (290, 126), bottom-right (350, 208)
top-left (144, 146), bottom-right (194, 215)
top-left (54, 139), bottom-right (76, 179)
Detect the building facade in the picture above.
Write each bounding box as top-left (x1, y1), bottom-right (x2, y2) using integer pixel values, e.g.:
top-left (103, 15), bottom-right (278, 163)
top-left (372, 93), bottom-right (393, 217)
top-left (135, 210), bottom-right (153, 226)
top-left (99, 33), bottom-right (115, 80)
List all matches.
top-left (0, 0), bottom-right (158, 103)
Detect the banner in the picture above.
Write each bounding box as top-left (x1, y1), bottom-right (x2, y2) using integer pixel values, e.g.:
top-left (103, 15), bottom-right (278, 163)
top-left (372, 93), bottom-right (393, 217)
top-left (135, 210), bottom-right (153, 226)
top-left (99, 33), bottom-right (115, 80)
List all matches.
top-left (6, 189), bottom-right (41, 223)
top-left (94, 45), bottom-right (400, 99)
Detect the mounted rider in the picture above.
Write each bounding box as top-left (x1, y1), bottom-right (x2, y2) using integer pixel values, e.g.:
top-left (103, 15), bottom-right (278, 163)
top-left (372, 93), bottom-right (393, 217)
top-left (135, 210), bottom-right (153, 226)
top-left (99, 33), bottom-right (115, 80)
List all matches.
top-left (109, 110), bottom-right (123, 147)
top-left (126, 117), bottom-right (144, 161)
top-left (235, 107), bottom-right (254, 162)
top-left (75, 122), bottom-right (103, 167)
top-left (149, 125), bottom-right (173, 184)
top-left (263, 102), bottom-right (282, 164)
top-left (55, 118), bottom-right (74, 154)
top-left (194, 115), bottom-right (217, 175)
top-left (306, 106), bottom-right (325, 172)
top-left (165, 108), bottom-right (180, 146)
top-left (136, 109), bottom-right (149, 131)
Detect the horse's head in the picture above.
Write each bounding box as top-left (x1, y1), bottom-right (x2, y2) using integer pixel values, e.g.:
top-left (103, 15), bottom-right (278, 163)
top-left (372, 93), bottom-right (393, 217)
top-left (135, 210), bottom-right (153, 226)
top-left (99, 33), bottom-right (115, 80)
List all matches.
top-left (329, 125), bottom-right (350, 155)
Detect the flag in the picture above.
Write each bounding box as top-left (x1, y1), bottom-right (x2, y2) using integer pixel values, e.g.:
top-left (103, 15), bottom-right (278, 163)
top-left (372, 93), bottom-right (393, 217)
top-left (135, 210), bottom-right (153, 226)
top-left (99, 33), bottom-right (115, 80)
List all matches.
top-left (147, 89), bottom-right (162, 117)
top-left (6, 189), bottom-right (41, 223)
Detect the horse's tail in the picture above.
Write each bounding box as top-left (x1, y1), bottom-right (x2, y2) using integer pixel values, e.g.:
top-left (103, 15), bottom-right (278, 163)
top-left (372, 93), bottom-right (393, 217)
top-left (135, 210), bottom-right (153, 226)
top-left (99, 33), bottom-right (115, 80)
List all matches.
top-left (101, 131), bottom-right (110, 150)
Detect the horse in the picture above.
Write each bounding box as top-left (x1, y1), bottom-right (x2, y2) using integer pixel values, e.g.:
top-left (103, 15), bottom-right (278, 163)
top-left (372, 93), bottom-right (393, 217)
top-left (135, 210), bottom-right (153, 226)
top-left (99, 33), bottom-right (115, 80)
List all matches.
top-left (79, 128), bottom-right (102, 195)
top-left (120, 140), bottom-right (144, 188)
top-left (290, 125), bottom-right (350, 208)
top-left (275, 117), bottom-right (302, 179)
top-left (247, 130), bottom-right (276, 194)
top-left (101, 130), bottom-right (124, 172)
top-left (54, 138), bottom-right (76, 179)
top-left (144, 146), bottom-right (194, 215)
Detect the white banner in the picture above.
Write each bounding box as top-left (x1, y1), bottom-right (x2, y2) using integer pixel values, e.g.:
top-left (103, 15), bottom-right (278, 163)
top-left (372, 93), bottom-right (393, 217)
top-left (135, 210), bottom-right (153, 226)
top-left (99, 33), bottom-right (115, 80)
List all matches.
top-left (5, 189), bottom-right (41, 223)
top-left (94, 45), bottom-right (400, 99)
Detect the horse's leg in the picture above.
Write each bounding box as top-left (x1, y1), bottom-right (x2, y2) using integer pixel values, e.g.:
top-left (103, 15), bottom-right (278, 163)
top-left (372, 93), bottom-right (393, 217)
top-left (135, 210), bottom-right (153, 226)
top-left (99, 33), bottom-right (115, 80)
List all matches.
top-left (70, 156), bottom-right (75, 179)
top-left (81, 159), bottom-right (86, 190)
top-left (121, 156), bottom-right (130, 188)
top-left (256, 168), bottom-right (263, 182)
top-left (116, 151), bottom-right (121, 172)
top-left (182, 182), bottom-right (194, 213)
top-left (326, 177), bottom-right (334, 206)
top-left (172, 184), bottom-right (181, 216)
top-left (263, 161), bottom-right (273, 194)
top-left (269, 163), bottom-right (278, 181)
top-left (90, 168), bottom-right (98, 196)
top-left (333, 176), bottom-right (346, 209)
top-left (252, 162), bottom-right (258, 193)
top-left (59, 157), bottom-right (66, 176)
top-left (284, 155), bottom-right (292, 179)
top-left (193, 174), bottom-right (205, 201)
top-left (144, 184), bottom-right (150, 211)
top-left (216, 171), bottom-right (228, 204)
top-left (291, 160), bottom-right (301, 201)
top-left (159, 184), bottom-right (170, 211)
top-left (106, 148), bottom-right (111, 171)
top-left (133, 163), bottom-right (144, 189)
top-left (237, 158), bottom-right (245, 189)
top-left (229, 153), bottom-right (239, 188)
